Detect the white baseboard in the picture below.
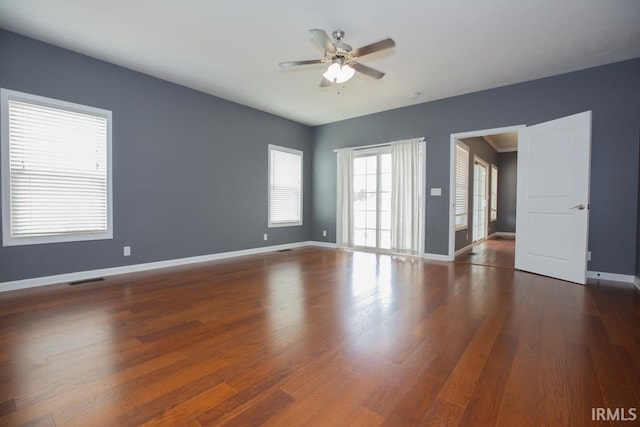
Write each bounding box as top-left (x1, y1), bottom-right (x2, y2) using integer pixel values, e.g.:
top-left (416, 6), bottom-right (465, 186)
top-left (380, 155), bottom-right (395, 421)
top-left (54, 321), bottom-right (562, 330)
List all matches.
top-left (1, 241), bottom-right (317, 293)
top-left (586, 271), bottom-right (636, 285)
top-left (490, 232), bottom-right (516, 239)
top-left (455, 243), bottom-right (474, 257)
top-left (423, 253), bottom-right (452, 262)
top-left (309, 241), bottom-right (338, 248)
top-left (5, 242), bottom-right (636, 294)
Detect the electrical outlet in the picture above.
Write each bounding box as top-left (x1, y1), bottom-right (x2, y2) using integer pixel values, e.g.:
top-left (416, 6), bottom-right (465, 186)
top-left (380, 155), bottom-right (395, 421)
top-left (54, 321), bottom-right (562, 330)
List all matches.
top-left (587, 251), bottom-right (591, 261)
top-left (123, 246), bottom-right (131, 256)
top-left (323, 230), bottom-right (327, 237)
top-left (263, 233), bottom-right (268, 241)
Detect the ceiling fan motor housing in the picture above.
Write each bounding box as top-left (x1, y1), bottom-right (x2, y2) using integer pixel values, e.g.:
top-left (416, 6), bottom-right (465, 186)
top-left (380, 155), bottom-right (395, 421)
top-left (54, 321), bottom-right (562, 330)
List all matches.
top-left (332, 30), bottom-right (352, 53)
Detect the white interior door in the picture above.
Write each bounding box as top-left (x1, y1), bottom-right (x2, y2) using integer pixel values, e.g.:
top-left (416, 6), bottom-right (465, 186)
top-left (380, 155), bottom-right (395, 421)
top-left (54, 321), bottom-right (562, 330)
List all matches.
top-left (515, 111), bottom-right (591, 284)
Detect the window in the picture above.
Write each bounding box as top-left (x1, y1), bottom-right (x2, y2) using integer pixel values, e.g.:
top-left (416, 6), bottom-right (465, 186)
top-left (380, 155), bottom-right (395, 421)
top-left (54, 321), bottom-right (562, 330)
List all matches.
top-left (455, 142), bottom-right (469, 229)
top-left (268, 145), bottom-right (302, 227)
top-left (491, 165), bottom-right (498, 221)
top-left (1, 89), bottom-right (112, 246)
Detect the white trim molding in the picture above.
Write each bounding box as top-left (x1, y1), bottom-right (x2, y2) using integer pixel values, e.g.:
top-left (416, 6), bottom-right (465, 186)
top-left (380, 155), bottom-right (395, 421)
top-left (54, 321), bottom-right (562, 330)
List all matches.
top-left (455, 243), bottom-right (475, 257)
top-left (489, 232), bottom-right (516, 239)
top-left (423, 252), bottom-right (451, 262)
top-left (1, 241), bottom-right (320, 293)
top-left (6, 242), bottom-right (637, 294)
top-left (309, 241), bottom-right (338, 248)
top-left (586, 271), bottom-right (636, 286)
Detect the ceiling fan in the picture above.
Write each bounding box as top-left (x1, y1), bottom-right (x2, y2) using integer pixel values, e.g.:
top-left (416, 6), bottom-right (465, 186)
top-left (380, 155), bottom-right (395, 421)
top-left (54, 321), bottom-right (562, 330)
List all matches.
top-left (279, 29), bottom-right (395, 87)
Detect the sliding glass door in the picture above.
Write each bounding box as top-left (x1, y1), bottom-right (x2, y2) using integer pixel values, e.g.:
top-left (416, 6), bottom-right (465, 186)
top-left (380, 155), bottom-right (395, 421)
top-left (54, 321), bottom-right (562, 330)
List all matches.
top-left (353, 151), bottom-right (391, 250)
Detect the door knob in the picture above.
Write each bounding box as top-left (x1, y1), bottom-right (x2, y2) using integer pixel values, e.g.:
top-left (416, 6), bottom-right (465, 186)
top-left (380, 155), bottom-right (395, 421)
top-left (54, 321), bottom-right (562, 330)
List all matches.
top-left (571, 204), bottom-right (586, 210)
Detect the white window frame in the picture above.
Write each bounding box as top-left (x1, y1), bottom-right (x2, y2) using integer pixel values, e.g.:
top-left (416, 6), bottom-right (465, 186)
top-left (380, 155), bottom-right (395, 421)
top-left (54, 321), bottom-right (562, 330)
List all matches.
top-left (268, 144), bottom-right (303, 228)
top-left (490, 164), bottom-right (498, 222)
top-left (1, 88), bottom-right (113, 246)
top-left (455, 142), bottom-right (469, 230)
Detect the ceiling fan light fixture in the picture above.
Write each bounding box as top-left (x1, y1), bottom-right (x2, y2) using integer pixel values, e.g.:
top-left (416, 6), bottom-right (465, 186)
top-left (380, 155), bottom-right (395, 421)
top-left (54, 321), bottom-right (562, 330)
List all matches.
top-left (322, 63), bottom-right (356, 84)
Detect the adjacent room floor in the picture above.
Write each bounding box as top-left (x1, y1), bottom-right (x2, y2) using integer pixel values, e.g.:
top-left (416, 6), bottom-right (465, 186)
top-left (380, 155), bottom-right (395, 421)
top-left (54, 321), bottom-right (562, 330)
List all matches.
top-left (1, 247), bottom-right (638, 426)
top-left (455, 236), bottom-right (515, 269)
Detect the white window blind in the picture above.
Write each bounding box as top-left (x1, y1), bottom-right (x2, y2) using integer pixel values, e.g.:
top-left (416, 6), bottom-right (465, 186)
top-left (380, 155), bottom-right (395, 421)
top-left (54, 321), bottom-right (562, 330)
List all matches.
top-left (491, 165), bottom-right (498, 221)
top-left (268, 145), bottom-right (302, 227)
top-left (455, 143), bottom-right (469, 229)
top-left (1, 89), bottom-right (112, 246)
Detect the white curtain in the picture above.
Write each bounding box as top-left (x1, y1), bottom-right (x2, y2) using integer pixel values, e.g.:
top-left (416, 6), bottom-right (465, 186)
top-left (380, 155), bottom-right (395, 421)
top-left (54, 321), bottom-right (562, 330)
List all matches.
top-left (336, 148), bottom-right (355, 247)
top-left (391, 138), bottom-right (425, 255)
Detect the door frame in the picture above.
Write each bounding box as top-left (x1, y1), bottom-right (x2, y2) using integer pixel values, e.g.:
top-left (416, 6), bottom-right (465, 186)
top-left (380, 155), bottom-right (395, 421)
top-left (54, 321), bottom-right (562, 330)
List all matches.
top-left (448, 124), bottom-right (526, 260)
top-left (472, 155), bottom-right (489, 243)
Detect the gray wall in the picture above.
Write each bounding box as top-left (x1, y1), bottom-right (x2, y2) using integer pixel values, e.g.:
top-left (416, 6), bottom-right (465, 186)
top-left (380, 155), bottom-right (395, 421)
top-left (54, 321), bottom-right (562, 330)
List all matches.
top-left (313, 58), bottom-right (640, 275)
top-left (0, 30), bottom-right (313, 283)
top-left (497, 151), bottom-right (517, 233)
top-left (455, 137), bottom-right (498, 250)
top-left (1, 30), bottom-right (639, 281)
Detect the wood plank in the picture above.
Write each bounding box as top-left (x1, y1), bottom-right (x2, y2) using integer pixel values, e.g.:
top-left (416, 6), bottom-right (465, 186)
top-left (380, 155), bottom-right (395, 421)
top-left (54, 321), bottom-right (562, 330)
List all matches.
top-left (380, 373), bottom-right (444, 426)
top-left (455, 237), bottom-right (515, 269)
top-left (495, 307), bottom-right (543, 426)
top-left (17, 413), bottom-right (57, 427)
top-left (536, 308), bottom-right (572, 426)
top-left (564, 343), bottom-right (609, 427)
top-left (458, 333), bottom-right (518, 426)
top-left (262, 366), bottom-right (359, 426)
top-left (437, 352), bottom-right (488, 408)
top-left (211, 389), bottom-right (295, 427)
top-left (138, 383), bottom-right (236, 427)
top-left (346, 407), bottom-right (385, 427)
top-left (1, 352), bottom-right (184, 426)
top-left (0, 398), bottom-right (16, 417)
top-left (419, 398), bottom-right (465, 427)
top-left (51, 356), bottom-right (229, 426)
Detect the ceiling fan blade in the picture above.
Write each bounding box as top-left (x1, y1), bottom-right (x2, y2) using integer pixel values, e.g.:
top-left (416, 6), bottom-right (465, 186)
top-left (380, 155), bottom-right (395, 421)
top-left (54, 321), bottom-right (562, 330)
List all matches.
top-left (352, 38), bottom-right (395, 58)
top-left (352, 62), bottom-right (386, 79)
top-left (279, 59), bottom-right (324, 68)
top-left (309, 29), bottom-right (337, 54)
top-left (319, 77), bottom-right (332, 87)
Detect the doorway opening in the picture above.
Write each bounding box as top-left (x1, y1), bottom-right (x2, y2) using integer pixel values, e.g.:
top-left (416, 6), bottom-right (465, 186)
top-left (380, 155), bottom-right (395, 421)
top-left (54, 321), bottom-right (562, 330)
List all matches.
top-left (449, 113), bottom-right (591, 283)
top-left (448, 125), bottom-right (523, 269)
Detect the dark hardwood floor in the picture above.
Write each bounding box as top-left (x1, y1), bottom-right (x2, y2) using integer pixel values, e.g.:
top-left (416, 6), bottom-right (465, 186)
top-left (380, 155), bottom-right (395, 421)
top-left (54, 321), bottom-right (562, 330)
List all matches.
top-left (1, 247), bottom-right (639, 426)
top-left (456, 237), bottom-right (515, 269)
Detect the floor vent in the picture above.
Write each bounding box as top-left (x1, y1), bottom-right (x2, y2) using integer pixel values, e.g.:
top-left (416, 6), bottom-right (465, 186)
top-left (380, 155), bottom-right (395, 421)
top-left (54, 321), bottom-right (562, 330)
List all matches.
top-left (468, 252), bottom-right (478, 256)
top-left (277, 249), bottom-right (292, 252)
top-left (69, 278), bottom-right (105, 286)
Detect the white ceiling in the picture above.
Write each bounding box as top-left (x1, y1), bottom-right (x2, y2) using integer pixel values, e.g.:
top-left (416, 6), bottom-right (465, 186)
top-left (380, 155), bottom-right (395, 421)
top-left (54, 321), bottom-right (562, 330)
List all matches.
top-left (484, 132), bottom-right (518, 152)
top-left (0, 0), bottom-right (639, 126)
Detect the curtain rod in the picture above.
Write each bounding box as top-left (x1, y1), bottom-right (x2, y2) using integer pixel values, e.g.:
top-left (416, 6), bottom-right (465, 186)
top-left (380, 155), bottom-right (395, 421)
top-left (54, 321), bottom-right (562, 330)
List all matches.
top-left (333, 137), bottom-right (424, 153)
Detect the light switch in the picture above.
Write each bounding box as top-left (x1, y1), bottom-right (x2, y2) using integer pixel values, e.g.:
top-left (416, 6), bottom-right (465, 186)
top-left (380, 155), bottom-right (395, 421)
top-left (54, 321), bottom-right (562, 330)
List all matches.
top-left (430, 188), bottom-right (442, 196)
